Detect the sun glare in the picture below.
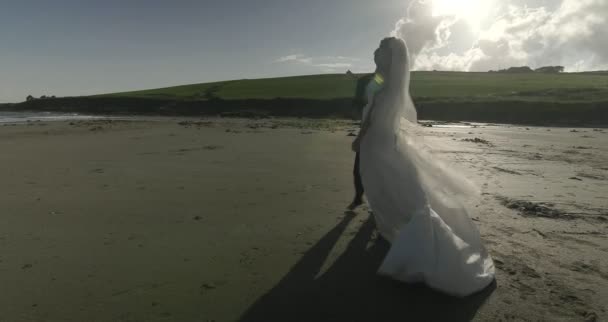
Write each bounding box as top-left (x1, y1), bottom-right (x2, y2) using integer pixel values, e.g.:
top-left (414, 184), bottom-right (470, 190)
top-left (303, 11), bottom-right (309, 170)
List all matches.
top-left (432, 0), bottom-right (494, 31)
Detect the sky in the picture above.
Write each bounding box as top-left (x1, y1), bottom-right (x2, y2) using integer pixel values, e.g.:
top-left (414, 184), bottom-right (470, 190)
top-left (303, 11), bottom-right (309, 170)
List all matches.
top-left (1, 0), bottom-right (607, 102)
top-left (395, 0), bottom-right (608, 73)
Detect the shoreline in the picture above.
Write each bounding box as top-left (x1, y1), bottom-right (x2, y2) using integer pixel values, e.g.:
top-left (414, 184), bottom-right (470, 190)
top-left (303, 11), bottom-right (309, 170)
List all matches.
top-left (2, 110), bottom-right (608, 129)
top-left (2, 96), bottom-right (608, 127)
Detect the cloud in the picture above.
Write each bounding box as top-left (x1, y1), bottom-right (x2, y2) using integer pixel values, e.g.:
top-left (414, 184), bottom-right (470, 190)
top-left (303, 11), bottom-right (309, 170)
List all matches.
top-left (319, 56), bottom-right (361, 62)
top-left (314, 63), bottom-right (353, 69)
top-left (274, 54), bottom-right (355, 72)
top-left (392, 0), bottom-right (608, 72)
top-left (391, 1), bottom-right (446, 60)
top-left (275, 55), bottom-right (299, 63)
top-left (275, 54), bottom-right (313, 64)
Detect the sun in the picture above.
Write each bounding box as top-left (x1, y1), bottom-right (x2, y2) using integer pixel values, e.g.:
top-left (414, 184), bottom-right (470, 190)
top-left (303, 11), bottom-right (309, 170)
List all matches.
top-left (432, 0), bottom-right (494, 31)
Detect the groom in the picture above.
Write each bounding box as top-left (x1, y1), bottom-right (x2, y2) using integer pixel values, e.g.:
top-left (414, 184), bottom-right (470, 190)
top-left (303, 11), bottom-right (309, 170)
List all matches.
top-left (348, 38), bottom-right (392, 210)
top-left (347, 73), bottom-right (373, 210)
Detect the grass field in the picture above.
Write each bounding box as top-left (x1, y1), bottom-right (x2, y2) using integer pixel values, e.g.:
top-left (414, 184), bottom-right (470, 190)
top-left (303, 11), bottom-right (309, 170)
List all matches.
top-left (101, 72), bottom-right (608, 103)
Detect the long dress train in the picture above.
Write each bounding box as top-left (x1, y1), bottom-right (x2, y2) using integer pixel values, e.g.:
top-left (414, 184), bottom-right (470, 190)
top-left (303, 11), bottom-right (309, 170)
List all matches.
top-left (359, 38), bottom-right (495, 297)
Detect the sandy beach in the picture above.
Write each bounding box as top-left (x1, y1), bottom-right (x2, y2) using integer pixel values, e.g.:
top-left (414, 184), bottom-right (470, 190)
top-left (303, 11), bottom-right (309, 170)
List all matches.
top-left (0, 118), bottom-right (606, 322)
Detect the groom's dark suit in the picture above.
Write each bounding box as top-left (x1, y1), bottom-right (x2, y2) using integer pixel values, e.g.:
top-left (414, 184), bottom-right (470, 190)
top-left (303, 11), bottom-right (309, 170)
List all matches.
top-left (351, 73), bottom-right (374, 204)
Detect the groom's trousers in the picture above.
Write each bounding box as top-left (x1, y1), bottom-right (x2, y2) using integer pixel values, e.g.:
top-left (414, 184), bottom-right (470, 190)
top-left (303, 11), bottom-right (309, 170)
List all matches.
top-left (353, 152), bottom-right (364, 201)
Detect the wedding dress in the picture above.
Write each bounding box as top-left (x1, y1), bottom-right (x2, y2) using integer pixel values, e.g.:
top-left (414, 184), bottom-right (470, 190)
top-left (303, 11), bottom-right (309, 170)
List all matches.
top-left (359, 38), bottom-right (495, 297)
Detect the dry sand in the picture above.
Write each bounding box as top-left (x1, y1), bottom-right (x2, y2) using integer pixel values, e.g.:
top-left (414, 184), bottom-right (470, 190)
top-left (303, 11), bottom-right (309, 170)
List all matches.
top-left (0, 118), bottom-right (606, 322)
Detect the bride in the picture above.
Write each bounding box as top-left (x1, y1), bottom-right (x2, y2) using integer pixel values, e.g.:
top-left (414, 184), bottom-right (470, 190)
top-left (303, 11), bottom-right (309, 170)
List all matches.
top-left (352, 37), bottom-right (495, 297)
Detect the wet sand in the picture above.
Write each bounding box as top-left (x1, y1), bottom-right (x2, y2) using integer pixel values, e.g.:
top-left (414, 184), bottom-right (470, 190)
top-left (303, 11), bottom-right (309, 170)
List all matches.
top-left (0, 118), bottom-right (606, 321)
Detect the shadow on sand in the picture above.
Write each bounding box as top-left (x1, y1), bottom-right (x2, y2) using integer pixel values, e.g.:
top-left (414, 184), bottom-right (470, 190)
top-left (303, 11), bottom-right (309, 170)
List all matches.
top-left (240, 212), bottom-right (496, 322)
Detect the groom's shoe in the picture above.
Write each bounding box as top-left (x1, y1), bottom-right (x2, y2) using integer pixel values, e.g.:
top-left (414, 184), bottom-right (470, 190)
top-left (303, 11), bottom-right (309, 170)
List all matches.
top-left (347, 198), bottom-right (363, 210)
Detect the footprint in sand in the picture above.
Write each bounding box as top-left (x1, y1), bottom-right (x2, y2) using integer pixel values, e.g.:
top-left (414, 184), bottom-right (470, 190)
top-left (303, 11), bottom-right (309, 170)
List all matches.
top-left (521, 265), bottom-right (541, 279)
top-left (514, 280), bottom-right (537, 297)
top-left (199, 283), bottom-right (217, 295)
top-left (577, 173), bottom-right (607, 180)
top-left (173, 145), bottom-right (224, 154)
top-left (569, 261), bottom-right (608, 280)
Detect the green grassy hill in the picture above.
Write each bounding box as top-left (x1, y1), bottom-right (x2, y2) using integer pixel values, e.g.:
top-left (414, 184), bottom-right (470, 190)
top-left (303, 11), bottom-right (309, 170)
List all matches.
top-left (101, 72), bottom-right (608, 103)
top-left (7, 72), bottom-right (608, 125)
top-left (101, 74), bottom-right (357, 100)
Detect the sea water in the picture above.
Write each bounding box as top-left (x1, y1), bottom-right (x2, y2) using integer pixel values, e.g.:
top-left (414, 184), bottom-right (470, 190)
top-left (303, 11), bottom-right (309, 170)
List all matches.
top-left (0, 111), bottom-right (103, 123)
